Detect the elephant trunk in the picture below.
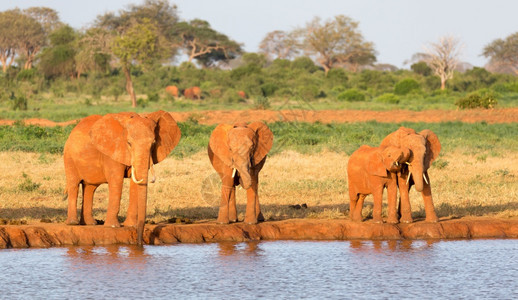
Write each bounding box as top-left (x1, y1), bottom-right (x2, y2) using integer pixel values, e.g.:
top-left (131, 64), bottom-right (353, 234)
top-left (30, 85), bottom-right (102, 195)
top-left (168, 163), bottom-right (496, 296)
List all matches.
top-left (409, 164), bottom-right (425, 192)
top-left (133, 156), bottom-right (150, 246)
top-left (235, 161), bottom-right (252, 189)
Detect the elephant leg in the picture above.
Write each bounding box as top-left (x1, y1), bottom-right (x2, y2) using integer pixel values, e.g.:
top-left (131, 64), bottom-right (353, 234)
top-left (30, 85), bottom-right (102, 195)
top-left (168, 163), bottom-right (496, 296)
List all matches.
top-left (123, 180), bottom-right (139, 227)
top-left (80, 184), bottom-right (98, 225)
top-left (253, 176), bottom-right (264, 222)
top-left (228, 186), bottom-right (237, 223)
top-left (244, 182), bottom-right (259, 224)
top-left (66, 182), bottom-right (80, 225)
top-left (386, 174), bottom-right (399, 224)
top-left (372, 189), bottom-right (383, 223)
top-left (352, 194), bottom-right (366, 222)
top-left (349, 190), bottom-right (358, 220)
top-left (398, 172), bottom-right (413, 223)
top-left (104, 182), bottom-right (123, 227)
top-left (422, 172), bottom-right (439, 222)
top-left (217, 185), bottom-right (233, 224)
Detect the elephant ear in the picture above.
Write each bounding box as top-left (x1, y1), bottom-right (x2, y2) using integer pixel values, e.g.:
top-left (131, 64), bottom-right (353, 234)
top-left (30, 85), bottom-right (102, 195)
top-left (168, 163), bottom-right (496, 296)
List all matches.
top-left (420, 129), bottom-right (441, 170)
top-left (89, 115), bottom-right (131, 166)
top-left (400, 147), bottom-right (412, 163)
top-left (368, 150), bottom-right (388, 177)
top-left (144, 110), bottom-right (181, 164)
top-left (248, 121), bottom-right (274, 165)
top-left (209, 124), bottom-right (233, 167)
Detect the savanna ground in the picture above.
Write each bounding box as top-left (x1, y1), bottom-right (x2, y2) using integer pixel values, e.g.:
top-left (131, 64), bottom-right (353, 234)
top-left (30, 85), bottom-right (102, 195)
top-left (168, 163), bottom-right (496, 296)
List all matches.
top-left (0, 102), bottom-right (517, 225)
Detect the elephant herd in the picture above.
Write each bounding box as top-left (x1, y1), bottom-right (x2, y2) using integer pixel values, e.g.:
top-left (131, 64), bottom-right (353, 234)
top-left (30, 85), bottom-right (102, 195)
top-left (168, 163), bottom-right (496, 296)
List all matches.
top-left (63, 110), bottom-right (441, 245)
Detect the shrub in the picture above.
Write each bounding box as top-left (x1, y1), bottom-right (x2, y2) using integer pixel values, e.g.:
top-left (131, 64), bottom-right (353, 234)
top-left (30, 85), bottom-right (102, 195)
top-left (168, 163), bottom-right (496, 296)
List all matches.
top-left (253, 96), bottom-right (271, 110)
top-left (455, 89), bottom-right (498, 109)
top-left (337, 88), bottom-right (366, 102)
top-left (147, 92), bottom-right (159, 102)
top-left (137, 98), bottom-right (149, 107)
top-left (394, 78), bottom-right (420, 95)
top-left (11, 95), bottom-right (28, 111)
top-left (260, 82), bottom-right (278, 97)
top-left (374, 93), bottom-right (400, 104)
top-left (18, 173), bottom-right (41, 192)
top-left (296, 84), bottom-right (320, 100)
top-left (411, 62), bottom-right (432, 76)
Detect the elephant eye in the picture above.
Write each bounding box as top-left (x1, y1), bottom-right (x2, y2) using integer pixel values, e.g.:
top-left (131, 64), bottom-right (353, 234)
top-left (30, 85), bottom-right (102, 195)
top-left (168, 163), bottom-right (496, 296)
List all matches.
top-left (127, 141), bottom-right (132, 147)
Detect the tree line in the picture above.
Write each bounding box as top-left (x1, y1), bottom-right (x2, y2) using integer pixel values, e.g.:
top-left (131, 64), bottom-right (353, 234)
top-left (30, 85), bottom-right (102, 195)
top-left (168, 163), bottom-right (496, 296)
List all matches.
top-left (1, 0), bottom-right (518, 108)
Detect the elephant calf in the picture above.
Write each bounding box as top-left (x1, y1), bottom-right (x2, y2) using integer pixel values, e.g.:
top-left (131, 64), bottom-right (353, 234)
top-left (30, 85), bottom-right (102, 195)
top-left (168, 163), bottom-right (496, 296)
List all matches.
top-left (208, 122), bottom-right (273, 224)
top-left (347, 145), bottom-right (409, 223)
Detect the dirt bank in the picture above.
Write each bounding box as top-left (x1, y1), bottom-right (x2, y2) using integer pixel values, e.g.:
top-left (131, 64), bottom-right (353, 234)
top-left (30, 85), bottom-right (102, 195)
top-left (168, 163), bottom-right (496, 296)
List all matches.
top-left (1, 217), bottom-right (517, 249)
top-left (1, 108), bottom-right (517, 127)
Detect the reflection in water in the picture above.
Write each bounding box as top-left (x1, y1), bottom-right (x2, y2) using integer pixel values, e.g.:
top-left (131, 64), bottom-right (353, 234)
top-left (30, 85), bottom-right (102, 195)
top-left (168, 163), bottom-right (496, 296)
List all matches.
top-left (0, 240), bottom-right (517, 299)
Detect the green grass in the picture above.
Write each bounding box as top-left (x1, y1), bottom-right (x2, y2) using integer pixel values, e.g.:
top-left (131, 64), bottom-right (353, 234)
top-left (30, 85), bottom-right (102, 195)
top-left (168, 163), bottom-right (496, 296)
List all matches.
top-left (0, 121), bottom-right (516, 157)
top-left (1, 91), bottom-right (518, 122)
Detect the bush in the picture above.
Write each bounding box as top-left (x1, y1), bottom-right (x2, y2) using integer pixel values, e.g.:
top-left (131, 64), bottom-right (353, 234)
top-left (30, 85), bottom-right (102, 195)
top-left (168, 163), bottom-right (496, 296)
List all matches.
top-left (455, 89), bottom-right (498, 109)
top-left (337, 88), bottom-right (366, 102)
top-left (11, 95), bottom-right (28, 111)
top-left (394, 78), bottom-right (420, 95)
top-left (374, 93), bottom-right (400, 104)
top-left (147, 92), bottom-right (159, 102)
top-left (411, 62), bottom-right (432, 76)
top-left (260, 82), bottom-right (278, 97)
top-left (296, 84), bottom-right (320, 100)
top-left (253, 96), bottom-right (271, 110)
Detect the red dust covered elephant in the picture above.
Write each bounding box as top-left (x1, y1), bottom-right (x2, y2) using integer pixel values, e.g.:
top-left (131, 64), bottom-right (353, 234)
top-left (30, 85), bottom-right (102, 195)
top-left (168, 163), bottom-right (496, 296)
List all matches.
top-left (380, 127), bottom-right (441, 223)
top-left (347, 145), bottom-right (409, 223)
top-left (208, 122), bottom-right (273, 224)
top-left (184, 86), bottom-right (202, 100)
top-left (63, 110), bottom-right (181, 245)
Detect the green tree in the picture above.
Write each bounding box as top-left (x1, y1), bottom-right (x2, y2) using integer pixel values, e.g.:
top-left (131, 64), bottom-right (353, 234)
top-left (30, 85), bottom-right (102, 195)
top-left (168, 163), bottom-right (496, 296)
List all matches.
top-left (173, 19), bottom-right (242, 65)
top-left (95, 0), bottom-right (176, 107)
top-left (38, 25), bottom-right (77, 78)
top-left (483, 32), bottom-right (518, 75)
top-left (298, 15), bottom-right (376, 75)
top-left (112, 19), bottom-right (160, 107)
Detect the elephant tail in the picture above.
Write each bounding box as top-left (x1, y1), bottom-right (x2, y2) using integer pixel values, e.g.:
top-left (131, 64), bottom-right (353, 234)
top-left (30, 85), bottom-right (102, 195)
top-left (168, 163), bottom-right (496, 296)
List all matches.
top-left (62, 190), bottom-right (68, 201)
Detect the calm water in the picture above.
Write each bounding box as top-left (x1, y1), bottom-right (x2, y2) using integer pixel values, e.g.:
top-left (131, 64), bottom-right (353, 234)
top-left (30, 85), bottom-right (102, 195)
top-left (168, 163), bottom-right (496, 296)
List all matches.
top-left (0, 240), bottom-right (517, 299)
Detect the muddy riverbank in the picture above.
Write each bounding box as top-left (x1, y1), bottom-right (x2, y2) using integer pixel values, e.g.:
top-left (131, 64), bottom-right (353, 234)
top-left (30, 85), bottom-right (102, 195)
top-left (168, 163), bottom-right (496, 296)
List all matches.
top-left (1, 217), bottom-right (517, 249)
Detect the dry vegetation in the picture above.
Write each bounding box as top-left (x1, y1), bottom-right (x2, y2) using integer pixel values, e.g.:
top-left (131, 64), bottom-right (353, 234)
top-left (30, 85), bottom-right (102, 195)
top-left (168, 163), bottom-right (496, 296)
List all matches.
top-left (1, 149), bottom-right (517, 225)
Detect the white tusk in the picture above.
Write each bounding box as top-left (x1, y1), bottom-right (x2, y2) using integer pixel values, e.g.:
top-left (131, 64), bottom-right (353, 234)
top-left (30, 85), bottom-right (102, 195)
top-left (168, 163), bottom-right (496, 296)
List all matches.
top-left (406, 172), bottom-right (412, 185)
top-left (131, 167), bottom-right (144, 184)
top-left (232, 168), bottom-right (237, 178)
top-left (423, 173), bottom-right (429, 185)
top-left (149, 164), bottom-right (156, 183)
top-left (396, 161), bottom-right (399, 166)
top-left (405, 162), bottom-right (411, 166)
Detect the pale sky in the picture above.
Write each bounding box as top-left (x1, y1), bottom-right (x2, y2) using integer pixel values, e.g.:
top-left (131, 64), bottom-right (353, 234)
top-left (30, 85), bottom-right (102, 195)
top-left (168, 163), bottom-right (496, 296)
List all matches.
top-left (3, 0), bottom-right (518, 68)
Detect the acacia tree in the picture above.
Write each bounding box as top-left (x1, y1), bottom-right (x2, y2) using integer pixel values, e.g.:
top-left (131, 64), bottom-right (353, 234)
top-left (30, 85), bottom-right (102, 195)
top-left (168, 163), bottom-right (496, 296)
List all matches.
top-left (75, 27), bottom-right (112, 78)
top-left (424, 36), bottom-right (463, 90)
top-left (111, 19), bottom-right (160, 107)
top-left (259, 30), bottom-right (299, 60)
top-left (0, 10), bottom-right (19, 72)
top-left (173, 19), bottom-right (242, 65)
top-left (482, 32), bottom-right (518, 75)
top-left (299, 15), bottom-right (376, 75)
top-left (95, 0), bottom-right (176, 107)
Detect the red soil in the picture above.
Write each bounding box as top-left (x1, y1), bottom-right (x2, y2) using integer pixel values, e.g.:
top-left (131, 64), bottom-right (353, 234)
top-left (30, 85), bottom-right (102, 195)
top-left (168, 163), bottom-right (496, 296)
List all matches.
top-left (1, 217), bottom-right (518, 249)
top-left (1, 108), bottom-right (517, 126)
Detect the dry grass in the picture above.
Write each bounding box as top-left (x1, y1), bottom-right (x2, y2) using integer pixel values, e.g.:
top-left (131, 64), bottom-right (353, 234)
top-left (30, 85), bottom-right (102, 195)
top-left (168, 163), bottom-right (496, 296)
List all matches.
top-left (0, 149), bottom-right (517, 224)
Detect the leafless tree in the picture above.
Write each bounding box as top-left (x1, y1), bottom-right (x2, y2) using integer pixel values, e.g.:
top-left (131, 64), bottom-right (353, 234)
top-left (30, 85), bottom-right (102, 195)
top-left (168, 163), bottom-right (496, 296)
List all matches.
top-left (259, 30), bottom-right (299, 60)
top-left (424, 36), bottom-right (463, 90)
